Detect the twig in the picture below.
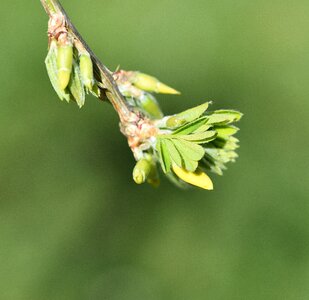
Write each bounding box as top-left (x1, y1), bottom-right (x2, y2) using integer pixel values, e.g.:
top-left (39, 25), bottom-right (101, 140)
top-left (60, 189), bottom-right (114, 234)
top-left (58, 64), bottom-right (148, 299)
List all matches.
top-left (40, 0), bottom-right (137, 123)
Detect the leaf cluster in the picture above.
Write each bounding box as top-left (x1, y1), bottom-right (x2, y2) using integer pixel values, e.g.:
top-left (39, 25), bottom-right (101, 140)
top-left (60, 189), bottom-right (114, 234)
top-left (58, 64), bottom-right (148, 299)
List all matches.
top-left (156, 102), bottom-right (242, 182)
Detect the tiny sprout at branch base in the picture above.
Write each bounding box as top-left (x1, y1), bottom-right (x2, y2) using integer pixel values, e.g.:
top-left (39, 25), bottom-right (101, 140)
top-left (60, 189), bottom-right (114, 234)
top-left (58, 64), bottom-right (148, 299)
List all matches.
top-left (40, 0), bottom-right (243, 190)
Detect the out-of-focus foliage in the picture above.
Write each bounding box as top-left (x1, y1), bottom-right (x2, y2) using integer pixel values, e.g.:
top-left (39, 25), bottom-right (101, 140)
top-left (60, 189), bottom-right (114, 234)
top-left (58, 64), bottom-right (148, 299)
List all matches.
top-left (0, 0), bottom-right (309, 299)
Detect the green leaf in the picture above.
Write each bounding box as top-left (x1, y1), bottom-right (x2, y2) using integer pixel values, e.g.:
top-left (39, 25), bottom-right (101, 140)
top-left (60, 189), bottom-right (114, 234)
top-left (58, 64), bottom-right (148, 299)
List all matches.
top-left (166, 138), bottom-right (199, 172)
top-left (166, 102), bottom-right (210, 128)
top-left (165, 139), bottom-right (182, 167)
top-left (181, 131), bottom-right (217, 144)
top-left (45, 40), bottom-right (70, 102)
top-left (173, 117), bottom-right (208, 135)
top-left (193, 124), bottom-right (212, 133)
top-left (173, 139), bottom-right (205, 161)
top-left (181, 155), bottom-right (198, 172)
top-left (156, 139), bottom-right (171, 173)
top-left (69, 61), bottom-right (86, 108)
top-left (176, 102), bottom-right (210, 122)
top-left (215, 125), bottom-right (239, 138)
top-left (206, 110), bottom-right (243, 125)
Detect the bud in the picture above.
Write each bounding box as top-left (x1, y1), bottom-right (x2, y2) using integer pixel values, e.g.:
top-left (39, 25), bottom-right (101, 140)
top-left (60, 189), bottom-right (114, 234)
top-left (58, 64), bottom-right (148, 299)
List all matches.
top-left (172, 165), bottom-right (213, 190)
top-left (68, 61), bottom-right (85, 108)
top-left (133, 159), bottom-right (153, 184)
top-left (79, 53), bottom-right (94, 90)
top-left (139, 93), bottom-right (163, 119)
top-left (45, 39), bottom-right (71, 102)
top-left (131, 72), bottom-right (180, 95)
top-left (57, 43), bottom-right (73, 90)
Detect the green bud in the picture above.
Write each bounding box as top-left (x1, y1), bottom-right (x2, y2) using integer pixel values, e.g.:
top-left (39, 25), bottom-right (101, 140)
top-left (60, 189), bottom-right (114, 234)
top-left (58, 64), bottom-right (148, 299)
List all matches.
top-left (57, 44), bottom-right (73, 90)
top-left (131, 72), bottom-right (180, 95)
top-left (79, 53), bottom-right (94, 90)
top-left (68, 61), bottom-right (85, 108)
top-left (139, 93), bottom-right (163, 119)
top-left (45, 40), bottom-right (71, 102)
top-left (133, 159), bottom-right (153, 184)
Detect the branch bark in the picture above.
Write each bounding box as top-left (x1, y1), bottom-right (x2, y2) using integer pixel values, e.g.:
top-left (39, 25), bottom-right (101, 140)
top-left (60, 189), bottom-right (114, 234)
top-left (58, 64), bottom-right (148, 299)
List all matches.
top-left (40, 0), bottom-right (136, 123)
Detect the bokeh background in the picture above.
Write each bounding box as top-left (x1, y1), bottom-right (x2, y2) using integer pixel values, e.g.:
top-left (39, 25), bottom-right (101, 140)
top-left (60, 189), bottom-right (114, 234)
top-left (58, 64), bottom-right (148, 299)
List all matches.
top-left (1, 0), bottom-right (309, 299)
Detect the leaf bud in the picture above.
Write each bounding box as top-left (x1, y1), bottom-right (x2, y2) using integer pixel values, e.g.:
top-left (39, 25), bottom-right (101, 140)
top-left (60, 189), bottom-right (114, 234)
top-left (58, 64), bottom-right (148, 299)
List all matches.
top-left (131, 72), bottom-right (180, 95)
top-left (133, 159), bottom-right (153, 184)
top-left (139, 93), bottom-right (163, 119)
top-left (79, 53), bottom-right (94, 90)
top-left (57, 43), bottom-right (73, 90)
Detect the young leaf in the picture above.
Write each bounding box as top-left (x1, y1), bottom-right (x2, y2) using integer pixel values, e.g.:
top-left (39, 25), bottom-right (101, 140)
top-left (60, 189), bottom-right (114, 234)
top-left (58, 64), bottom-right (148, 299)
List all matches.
top-left (181, 153), bottom-right (198, 172)
top-left (206, 110), bottom-right (243, 125)
top-left (180, 131), bottom-right (217, 144)
top-left (215, 125), bottom-right (239, 138)
top-left (173, 139), bottom-right (205, 161)
top-left (165, 139), bottom-right (182, 167)
top-left (172, 117), bottom-right (208, 135)
top-left (193, 124), bottom-right (212, 133)
top-left (166, 102), bottom-right (210, 128)
top-left (156, 139), bottom-right (171, 173)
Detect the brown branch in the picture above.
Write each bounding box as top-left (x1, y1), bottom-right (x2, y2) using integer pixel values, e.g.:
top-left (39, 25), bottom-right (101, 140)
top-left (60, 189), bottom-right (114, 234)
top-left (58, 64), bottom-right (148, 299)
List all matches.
top-left (40, 0), bottom-right (137, 123)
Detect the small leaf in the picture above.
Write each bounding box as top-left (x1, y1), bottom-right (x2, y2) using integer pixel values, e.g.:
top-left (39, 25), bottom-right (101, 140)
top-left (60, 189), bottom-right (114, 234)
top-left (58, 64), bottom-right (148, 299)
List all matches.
top-left (167, 102), bottom-right (210, 128)
top-left (206, 110), bottom-right (243, 125)
top-left (215, 125), bottom-right (239, 138)
top-left (173, 117), bottom-right (208, 135)
top-left (193, 124), bottom-right (212, 133)
top-left (181, 131), bottom-right (217, 144)
top-left (156, 139), bottom-right (171, 173)
top-left (173, 139), bottom-right (205, 161)
top-left (181, 155), bottom-right (198, 172)
top-left (166, 138), bottom-right (199, 172)
top-left (165, 139), bottom-right (182, 167)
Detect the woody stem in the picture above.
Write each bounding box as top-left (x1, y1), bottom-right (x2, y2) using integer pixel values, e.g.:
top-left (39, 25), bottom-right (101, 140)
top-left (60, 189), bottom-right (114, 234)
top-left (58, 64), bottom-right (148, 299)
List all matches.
top-left (40, 0), bottom-right (136, 123)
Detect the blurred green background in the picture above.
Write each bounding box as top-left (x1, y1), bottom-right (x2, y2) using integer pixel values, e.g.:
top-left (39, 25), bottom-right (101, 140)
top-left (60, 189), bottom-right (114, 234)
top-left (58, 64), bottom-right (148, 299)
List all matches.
top-left (1, 0), bottom-right (309, 299)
